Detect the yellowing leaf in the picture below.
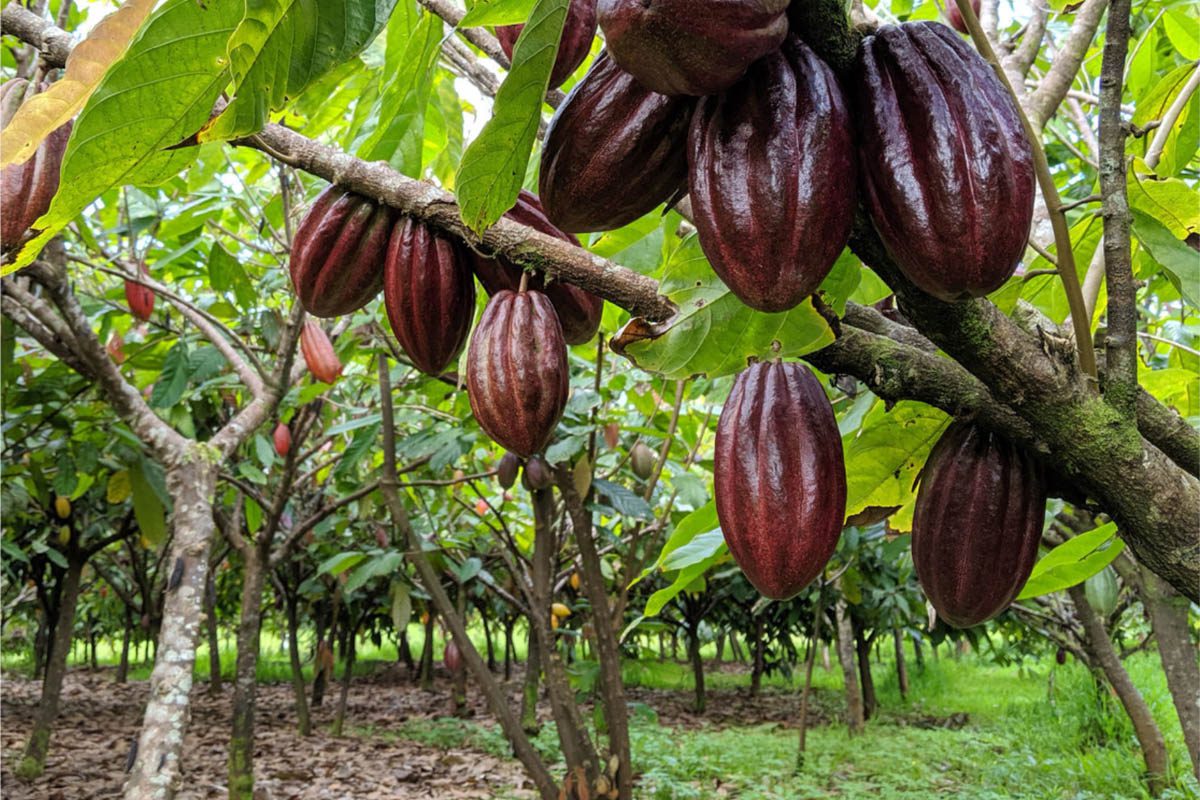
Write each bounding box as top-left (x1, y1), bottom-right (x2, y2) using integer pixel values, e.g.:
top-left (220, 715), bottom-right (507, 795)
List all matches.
top-left (107, 469), bottom-right (132, 503)
top-left (0, 0), bottom-right (158, 168)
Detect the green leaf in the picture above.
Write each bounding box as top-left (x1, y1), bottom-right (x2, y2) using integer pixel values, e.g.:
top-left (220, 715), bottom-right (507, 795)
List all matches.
top-left (244, 495), bottom-right (264, 533)
top-left (661, 528), bottom-right (726, 572)
top-left (1017, 523), bottom-right (1125, 599)
top-left (643, 555), bottom-right (725, 619)
top-left (1132, 209), bottom-right (1200, 308)
top-left (390, 580), bottom-right (413, 630)
top-left (335, 423), bottom-right (380, 480)
top-left (455, 0), bottom-right (569, 233)
top-left (6, 0), bottom-right (244, 273)
top-left (1163, 9), bottom-right (1200, 60)
top-left (591, 478), bottom-right (653, 520)
top-left (129, 459), bottom-right (167, 546)
top-left (637, 501), bottom-right (718, 585)
top-left (208, 242), bottom-right (256, 309)
top-left (616, 234), bottom-right (835, 379)
top-left (344, 551), bottom-right (402, 593)
top-left (459, 0), bottom-right (536, 27)
top-left (255, 433), bottom-right (276, 467)
top-left (318, 550), bottom-right (368, 576)
top-left (150, 341), bottom-right (191, 408)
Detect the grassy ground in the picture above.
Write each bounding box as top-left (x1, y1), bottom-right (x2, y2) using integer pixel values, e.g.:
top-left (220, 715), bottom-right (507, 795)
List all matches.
top-left (5, 628), bottom-right (1197, 799)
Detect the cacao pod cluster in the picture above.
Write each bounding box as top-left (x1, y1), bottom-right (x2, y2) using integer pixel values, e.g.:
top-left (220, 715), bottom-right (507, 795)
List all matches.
top-left (535, 5), bottom-right (1033, 309)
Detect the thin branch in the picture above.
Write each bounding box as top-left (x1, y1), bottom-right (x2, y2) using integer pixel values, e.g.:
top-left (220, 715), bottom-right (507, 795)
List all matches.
top-left (1144, 62), bottom-right (1200, 170)
top-left (1027, 0), bottom-right (1110, 129)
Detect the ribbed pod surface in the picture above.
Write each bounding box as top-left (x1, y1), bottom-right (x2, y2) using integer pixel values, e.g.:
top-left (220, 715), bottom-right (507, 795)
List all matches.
top-left (496, 0), bottom-right (597, 89)
top-left (912, 421), bottom-right (1047, 628)
top-left (300, 322), bottom-right (343, 385)
top-left (689, 37), bottom-right (855, 312)
top-left (854, 22), bottom-right (1035, 301)
top-left (290, 185), bottom-right (395, 317)
top-left (384, 218), bottom-right (476, 376)
top-left (714, 362), bottom-right (846, 600)
top-left (0, 80), bottom-right (72, 251)
top-left (467, 290), bottom-right (569, 458)
top-left (539, 51), bottom-right (692, 233)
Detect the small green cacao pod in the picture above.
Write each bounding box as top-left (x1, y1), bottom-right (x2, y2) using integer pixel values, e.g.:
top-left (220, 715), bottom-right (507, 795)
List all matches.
top-left (629, 442), bottom-right (655, 480)
top-left (1084, 567), bottom-right (1119, 618)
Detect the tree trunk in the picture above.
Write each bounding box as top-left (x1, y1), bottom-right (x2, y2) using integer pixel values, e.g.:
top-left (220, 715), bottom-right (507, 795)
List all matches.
top-left (893, 627), bottom-right (909, 701)
top-left (855, 627), bottom-right (877, 720)
top-left (16, 554), bottom-right (84, 779)
top-left (714, 631), bottom-right (726, 663)
top-left (331, 628), bottom-right (356, 737)
top-left (451, 591), bottom-right (468, 717)
top-left (228, 545), bottom-right (268, 799)
top-left (521, 623), bottom-right (541, 734)
top-left (796, 587), bottom-right (825, 771)
top-left (481, 611), bottom-right (497, 672)
top-left (911, 632), bottom-right (924, 673)
top-left (124, 460), bottom-right (218, 800)
top-left (284, 591), bottom-right (311, 737)
top-left (398, 630), bottom-right (415, 675)
top-left (751, 617), bottom-right (765, 697)
top-left (205, 569), bottom-right (222, 695)
top-left (419, 612), bottom-right (435, 691)
top-left (688, 624), bottom-right (705, 713)
top-left (835, 600), bottom-right (864, 735)
top-left (729, 631), bottom-right (745, 663)
top-left (1142, 570), bottom-right (1200, 779)
top-left (504, 618), bottom-right (515, 681)
top-left (1067, 585), bottom-right (1168, 796)
top-left (116, 608), bottom-right (133, 684)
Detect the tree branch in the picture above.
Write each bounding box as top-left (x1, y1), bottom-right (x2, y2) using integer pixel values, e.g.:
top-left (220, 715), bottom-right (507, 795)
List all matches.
top-left (1028, 0), bottom-right (1110, 128)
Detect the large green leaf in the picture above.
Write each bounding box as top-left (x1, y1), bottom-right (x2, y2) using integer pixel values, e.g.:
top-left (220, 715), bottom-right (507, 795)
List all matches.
top-left (459, 0), bottom-right (537, 27)
top-left (1132, 209), bottom-right (1200, 308)
top-left (455, 0), bottom-right (568, 232)
top-left (1017, 523), bottom-right (1125, 599)
top-left (129, 459), bottom-right (167, 546)
top-left (7, 0), bottom-right (243, 273)
top-left (634, 501), bottom-right (718, 587)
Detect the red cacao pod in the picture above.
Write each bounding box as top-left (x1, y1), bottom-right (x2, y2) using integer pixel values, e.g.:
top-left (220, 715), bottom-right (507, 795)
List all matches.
top-left (496, 0), bottom-right (598, 89)
top-left (911, 421), bottom-right (1047, 628)
top-left (444, 640), bottom-right (463, 673)
top-left (597, 0), bottom-right (788, 96)
top-left (273, 423), bottom-right (292, 457)
top-left (688, 37), bottom-right (855, 312)
top-left (467, 290), bottom-right (569, 458)
top-left (300, 321), bottom-right (343, 385)
top-left (714, 361), bottom-right (846, 600)
top-left (468, 191), bottom-right (603, 344)
top-left (290, 185), bottom-right (395, 317)
top-left (125, 266), bottom-right (156, 321)
top-left (946, 0), bottom-right (981, 34)
top-left (0, 82), bottom-right (72, 251)
top-left (383, 217), bottom-right (476, 376)
top-left (539, 51), bottom-right (692, 233)
top-left (855, 22), bottom-right (1035, 302)
top-left (497, 452), bottom-right (521, 489)
top-left (522, 454), bottom-right (554, 491)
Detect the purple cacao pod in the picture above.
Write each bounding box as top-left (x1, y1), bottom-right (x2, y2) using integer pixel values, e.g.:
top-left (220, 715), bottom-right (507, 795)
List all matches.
top-left (497, 452), bottom-right (521, 489)
top-left (946, 0), bottom-right (981, 34)
top-left (688, 37), bottom-right (855, 312)
top-left (290, 185), bottom-right (395, 317)
top-left (597, 0), bottom-right (789, 96)
top-left (0, 80), bottom-right (72, 251)
top-left (912, 421), bottom-right (1047, 628)
top-left (855, 22), bottom-right (1035, 302)
top-left (468, 191), bottom-right (603, 344)
top-left (467, 290), bottom-right (569, 458)
top-left (522, 454), bottom-right (554, 491)
top-left (496, 0), bottom-right (598, 89)
top-left (444, 640), bottom-right (463, 673)
top-left (539, 51), bottom-right (692, 233)
top-left (715, 361), bottom-right (846, 600)
top-left (383, 217), bottom-right (476, 376)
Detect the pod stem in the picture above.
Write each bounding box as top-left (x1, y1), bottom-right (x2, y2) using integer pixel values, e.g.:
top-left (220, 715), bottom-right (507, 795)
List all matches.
top-left (518, 270), bottom-right (530, 294)
top-left (953, 0), bottom-right (1098, 382)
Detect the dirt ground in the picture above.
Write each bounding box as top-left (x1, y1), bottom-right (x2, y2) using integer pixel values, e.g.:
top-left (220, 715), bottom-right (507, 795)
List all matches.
top-left (1, 660), bottom-right (843, 800)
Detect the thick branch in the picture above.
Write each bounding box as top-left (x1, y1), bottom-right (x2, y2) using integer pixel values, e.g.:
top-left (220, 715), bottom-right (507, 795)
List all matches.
top-left (1028, 0), bottom-right (1110, 128)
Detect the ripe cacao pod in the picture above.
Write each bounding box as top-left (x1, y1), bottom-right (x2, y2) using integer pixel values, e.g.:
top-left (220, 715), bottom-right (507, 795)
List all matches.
top-left (911, 421), bottom-right (1047, 628)
top-left (290, 185), bottom-right (395, 318)
top-left (688, 37), bottom-right (855, 312)
top-left (855, 22), bottom-right (1035, 302)
top-left (570, 572), bottom-right (582, 591)
top-left (551, 602), bottom-right (572, 618)
top-left (273, 423), bottom-right (292, 457)
top-left (522, 454), bottom-right (555, 491)
top-left (107, 330), bottom-right (126, 364)
top-left (714, 361), bottom-right (846, 600)
top-left (597, 0), bottom-right (788, 96)
top-left (496, 0), bottom-right (598, 89)
top-left (444, 640), bottom-right (463, 673)
top-left (383, 217), bottom-right (476, 376)
top-left (54, 495), bottom-right (71, 519)
top-left (467, 191), bottom-right (603, 345)
top-left (629, 441), bottom-right (655, 480)
top-left (299, 321), bottom-right (343, 385)
top-left (497, 452), bottom-right (521, 489)
top-left (946, 0), bottom-right (981, 34)
top-left (0, 80), bottom-right (72, 251)
top-left (125, 266), bottom-right (156, 321)
top-left (467, 290), bottom-right (569, 458)
top-left (1055, 647), bottom-right (1067, 665)
top-left (539, 51), bottom-right (692, 233)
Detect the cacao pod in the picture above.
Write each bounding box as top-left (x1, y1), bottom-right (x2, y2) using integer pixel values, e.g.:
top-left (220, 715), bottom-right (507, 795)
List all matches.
top-left (0, 81), bottom-right (72, 251)
top-left (855, 22), bottom-right (1035, 302)
top-left (570, 572), bottom-right (582, 591)
top-left (629, 441), bottom-right (655, 480)
top-left (551, 613), bottom-right (560, 630)
top-left (444, 640), bottom-right (463, 673)
top-left (290, 185), bottom-right (395, 318)
top-left (299, 321), bottom-right (343, 385)
top-left (597, 0), bottom-right (788, 96)
top-left (714, 361), bottom-right (846, 600)
top-left (107, 330), bottom-right (126, 364)
top-left (539, 51), bottom-right (692, 233)
top-left (551, 602), bottom-right (572, 618)
top-left (496, 0), bottom-right (598, 89)
top-left (273, 423), bottom-right (292, 457)
top-left (1056, 647), bottom-right (1067, 665)
top-left (497, 452), bottom-right (520, 489)
top-left (54, 495), bottom-right (71, 519)
top-left (383, 217), bottom-right (476, 376)
top-left (522, 454), bottom-right (555, 491)
top-left (467, 191), bottom-right (603, 345)
top-left (1084, 566), bottom-right (1120, 617)
top-left (466, 290), bottom-right (569, 458)
top-left (688, 37), bottom-right (855, 312)
top-left (911, 421), bottom-right (1047, 628)
top-left (603, 422), bottom-right (619, 450)
top-left (946, 0), bottom-right (981, 34)
top-left (125, 266), bottom-right (156, 322)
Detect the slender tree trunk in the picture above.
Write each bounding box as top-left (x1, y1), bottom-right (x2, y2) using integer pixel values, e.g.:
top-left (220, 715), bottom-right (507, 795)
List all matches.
top-left (835, 600), bottom-right (864, 735)
top-left (284, 592), bottom-right (311, 736)
top-left (124, 460), bottom-right (218, 799)
top-left (1067, 585), bottom-right (1168, 795)
top-left (1142, 571), bottom-right (1200, 779)
top-left (481, 611), bottom-right (497, 672)
top-left (88, 627), bottom-right (98, 670)
top-left (331, 628), bottom-right (356, 737)
top-left (116, 608), bottom-right (132, 684)
top-left (419, 612), bottom-right (435, 691)
top-left (16, 555), bottom-right (84, 779)
top-left (504, 618), bottom-right (515, 681)
top-left (451, 592), bottom-right (467, 717)
top-left (855, 627), bottom-right (877, 720)
top-left (893, 627), bottom-right (909, 701)
top-left (821, 642), bottom-right (831, 672)
top-left (32, 611), bottom-right (47, 680)
top-left (751, 617), bottom-right (765, 697)
top-left (688, 623), bottom-right (706, 713)
top-left (714, 631), bottom-right (726, 663)
top-left (227, 545), bottom-right (269, 799)
top-left (911, 632), bottom-right (924, 673)
top-left (311, 607), bottom-right (328, 707)
top-left (521, 623), bottom-right (541, 734)
top-left (796, 588), bottom-right (825, 770)
top-left (398, 630), bottom-right (415, 675)
top-left (730, 631), bottom-right (745, 663)
top-left (205, 569), bottom-right (222, 695)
